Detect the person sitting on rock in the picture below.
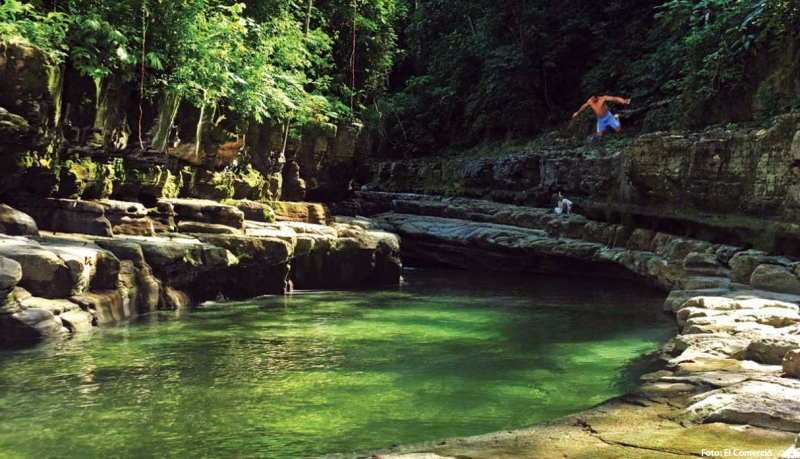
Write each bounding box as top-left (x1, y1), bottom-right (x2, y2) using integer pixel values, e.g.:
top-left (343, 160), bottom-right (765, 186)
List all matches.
top-left (555, 193), bottom-right (572, 215)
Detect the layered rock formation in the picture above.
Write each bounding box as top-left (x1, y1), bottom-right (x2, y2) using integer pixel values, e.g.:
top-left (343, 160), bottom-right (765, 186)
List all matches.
top-left (364, 111), bottom-right (800, 256)
top-left (330, 192), bottom-right (800, 458)
top-left (0, 199), bottom-right (401, 347)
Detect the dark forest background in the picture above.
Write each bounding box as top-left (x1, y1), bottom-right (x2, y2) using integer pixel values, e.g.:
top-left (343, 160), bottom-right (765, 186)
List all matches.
top-left (3, 0), bottom-right (800, 158)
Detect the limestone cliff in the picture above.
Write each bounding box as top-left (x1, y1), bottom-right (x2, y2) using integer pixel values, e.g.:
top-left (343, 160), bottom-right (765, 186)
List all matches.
top-left (362, 112), bottom-right (800, 256)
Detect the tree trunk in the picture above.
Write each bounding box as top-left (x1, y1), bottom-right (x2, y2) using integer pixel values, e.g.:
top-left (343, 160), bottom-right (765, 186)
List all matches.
top-left (304, 0), bottom-right (313, 36)
top-left (151, 93), bottom-right (181, 152)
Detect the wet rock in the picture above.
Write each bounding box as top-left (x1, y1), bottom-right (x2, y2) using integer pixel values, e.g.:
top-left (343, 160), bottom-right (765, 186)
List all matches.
top-left (0, 204), bottom-right (39, 236)
top-left (163, 287), bottom-right (191, 309)
top-left (71, 291), bottom-right (128, 324)
top-left (11, 307), bottom-right (67, 339)
top-left (715, 245), bottom-right (743, 265)
top-left (59, 309), bottom-right (94, 333)
top-left (0, 255), bottom-right (22, 291)
top-left (677, 276), bottom-right (730, 290)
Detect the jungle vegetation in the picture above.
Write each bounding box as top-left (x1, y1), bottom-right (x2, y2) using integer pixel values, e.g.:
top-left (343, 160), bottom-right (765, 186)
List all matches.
top-left (1, 0), bottom-right (799, 158)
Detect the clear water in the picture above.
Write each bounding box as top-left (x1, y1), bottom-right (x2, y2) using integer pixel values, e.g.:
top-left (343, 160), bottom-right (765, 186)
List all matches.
top-left (0, 269), bottom-right (674, 459)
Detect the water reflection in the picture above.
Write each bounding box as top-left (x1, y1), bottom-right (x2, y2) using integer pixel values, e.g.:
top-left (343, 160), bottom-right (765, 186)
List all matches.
top-left (0, 269), bottom-right (674, 459)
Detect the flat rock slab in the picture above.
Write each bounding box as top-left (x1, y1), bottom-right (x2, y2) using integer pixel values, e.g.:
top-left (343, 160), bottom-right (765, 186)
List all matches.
top-left (349, 396), bottom-right (795, 459)
top-left (161, 198), bottom-right (244, 229)
top-left (682, 379), bottom-right (800, 432)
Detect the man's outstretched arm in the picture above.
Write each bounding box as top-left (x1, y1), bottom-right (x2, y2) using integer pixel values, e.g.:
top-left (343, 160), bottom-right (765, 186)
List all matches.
top-left (603, 95), bottom-right (631, 105)
top-left (572, 101), bottom-right (590, 118)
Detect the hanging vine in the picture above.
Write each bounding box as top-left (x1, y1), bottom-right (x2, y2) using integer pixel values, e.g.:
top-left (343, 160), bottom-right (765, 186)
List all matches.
top-left (138, 0), bottom-right (147, 150)
top-left (350, 0), bottom-right (358, 116)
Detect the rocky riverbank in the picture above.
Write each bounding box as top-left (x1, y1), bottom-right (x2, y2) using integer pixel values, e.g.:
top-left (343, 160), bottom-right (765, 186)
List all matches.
top-left (0, 197), bottom-right (401, 346)
top-left (322, 192), bottom-right (800, 459)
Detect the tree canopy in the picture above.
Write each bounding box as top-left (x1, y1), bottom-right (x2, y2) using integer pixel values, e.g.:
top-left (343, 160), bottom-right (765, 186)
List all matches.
top-left (2, 0), bottom-right (798, 158)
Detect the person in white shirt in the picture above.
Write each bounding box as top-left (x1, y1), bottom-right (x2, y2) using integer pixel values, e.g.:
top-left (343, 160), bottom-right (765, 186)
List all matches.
top-left (555, 193), bottom-right (572, 215)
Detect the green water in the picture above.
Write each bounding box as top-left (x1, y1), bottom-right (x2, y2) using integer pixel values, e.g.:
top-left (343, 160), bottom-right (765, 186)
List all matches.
top-left (0, 269), bottom-right (675, 459)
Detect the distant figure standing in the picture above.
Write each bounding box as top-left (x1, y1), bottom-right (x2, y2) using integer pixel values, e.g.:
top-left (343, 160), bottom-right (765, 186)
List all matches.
top-left (555, 193), bottom-right (572, 215)
top-left (573, 95), bottom-right (631, 136)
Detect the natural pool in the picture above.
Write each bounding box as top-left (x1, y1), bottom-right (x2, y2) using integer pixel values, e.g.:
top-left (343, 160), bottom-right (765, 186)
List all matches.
top-left (0, 269), bottom-right (675, 459)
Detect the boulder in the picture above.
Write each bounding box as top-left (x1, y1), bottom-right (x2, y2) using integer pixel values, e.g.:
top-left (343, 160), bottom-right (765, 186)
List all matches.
top-left (0, 255), bottom-right (22, 291)
top-left (59, 309), bottom-right (94, 333)
top-left (626, 228), bottom-right (657, 251)
top-left (750, 264), bottom-right (800, 295)
top-left (730, 250), bottom-right (791, 284)
top-left (682, 251), bottom-right (728, 277)
top-left (0, 204), bottom-right (39, 236)
top-left (651, 233), bottom-right (712, 263)
top-left (671, 333), bottom-right (750, 360)
top-left (11, 307), bottom-right (68, 339)
top-left (715, 245), bottom-right (743, 265)
top-left (0, 240), bottom-right (76, 298)
top-left (784, 349), bottom-right (800, 379)
top-left (747, 337), bottom-right (800, 364)
top-left (38, 237), bottom-right (121, 291)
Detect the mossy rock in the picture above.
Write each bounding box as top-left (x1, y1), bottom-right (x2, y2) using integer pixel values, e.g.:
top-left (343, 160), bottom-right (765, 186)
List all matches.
top-left (0, 108), bottom-right (30, 135)
top-left (55, 158), bottom-right (113, 199)
top-left (232, 165), bottom-right (267, 200)
top-left (303, 121), bottom-right (338, 139)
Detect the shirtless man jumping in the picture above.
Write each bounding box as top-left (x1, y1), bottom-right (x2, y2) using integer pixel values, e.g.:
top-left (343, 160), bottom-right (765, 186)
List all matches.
top-left (572, 95), bottom-right (631, 136)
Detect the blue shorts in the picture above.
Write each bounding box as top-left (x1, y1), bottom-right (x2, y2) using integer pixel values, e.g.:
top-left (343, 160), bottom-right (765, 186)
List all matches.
top-left (596, 112), bottom-right (620, 133)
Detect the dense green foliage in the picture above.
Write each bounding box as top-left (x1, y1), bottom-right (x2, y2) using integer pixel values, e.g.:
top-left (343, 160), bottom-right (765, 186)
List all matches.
top-left (2, 0), bottom-right (798, 158)
top-left (369, 0), bottom-right (800, 157)
top-left (0, 0), bottom-right (408, 130)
